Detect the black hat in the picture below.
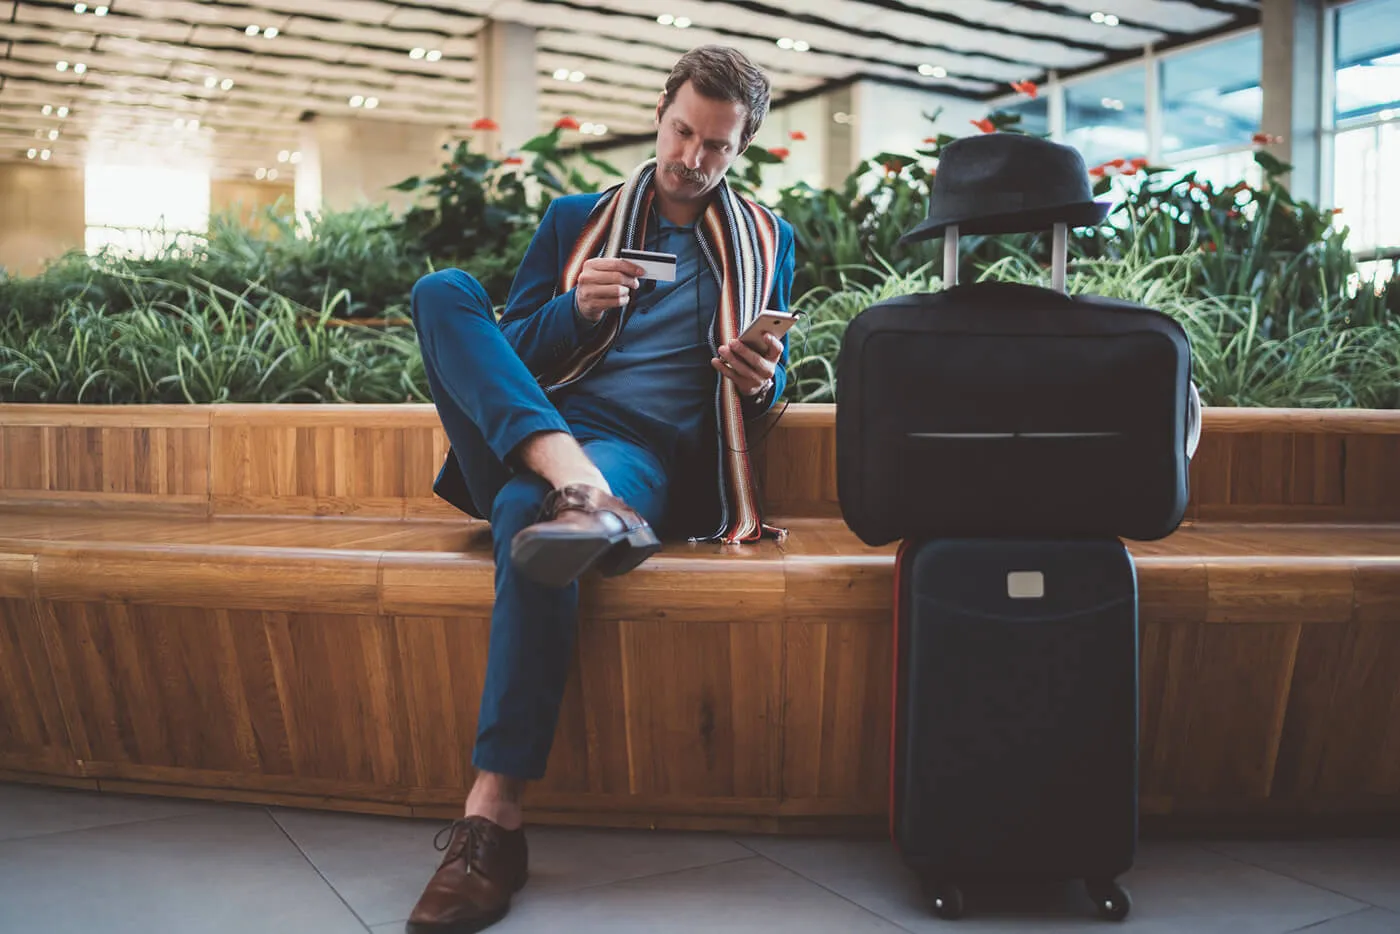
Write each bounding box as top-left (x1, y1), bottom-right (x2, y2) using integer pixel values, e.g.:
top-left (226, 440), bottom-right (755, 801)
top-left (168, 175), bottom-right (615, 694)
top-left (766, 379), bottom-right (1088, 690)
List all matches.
top-left (899, 133), bottom-right (1111, 244)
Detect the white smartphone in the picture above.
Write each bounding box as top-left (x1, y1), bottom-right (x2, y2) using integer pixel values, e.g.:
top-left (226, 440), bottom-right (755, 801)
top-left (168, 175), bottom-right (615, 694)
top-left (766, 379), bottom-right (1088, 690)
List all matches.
top-left (737, 310), bottom-right (798, 353)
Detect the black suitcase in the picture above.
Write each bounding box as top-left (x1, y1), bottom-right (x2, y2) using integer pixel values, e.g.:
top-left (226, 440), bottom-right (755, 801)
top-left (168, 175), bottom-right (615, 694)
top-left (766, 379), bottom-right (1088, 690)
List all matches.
top-left (836, 224), bottom-right (1199, 548)
top-left (890, 536), bottom-right (1139, 922)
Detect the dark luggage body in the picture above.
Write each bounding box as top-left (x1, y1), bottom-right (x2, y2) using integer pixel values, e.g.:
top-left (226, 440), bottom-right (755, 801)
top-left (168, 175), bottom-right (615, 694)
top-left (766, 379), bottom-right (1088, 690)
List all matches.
top-left (890, 536), bottom-right (1139, 918)
top-left (836, 280), bottom-right (1194, 547)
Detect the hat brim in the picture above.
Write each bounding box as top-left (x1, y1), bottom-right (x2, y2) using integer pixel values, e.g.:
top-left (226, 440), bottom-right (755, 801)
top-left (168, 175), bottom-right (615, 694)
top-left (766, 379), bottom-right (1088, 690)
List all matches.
top-left (898, 199), bottom-right (1113, 245)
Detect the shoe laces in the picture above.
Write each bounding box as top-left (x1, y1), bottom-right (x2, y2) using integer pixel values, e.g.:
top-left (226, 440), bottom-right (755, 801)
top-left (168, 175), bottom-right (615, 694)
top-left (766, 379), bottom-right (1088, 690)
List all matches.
top-left (433, 818), bottom-right (495, 875)
top-left (541, 484), bottom-right (592, 518)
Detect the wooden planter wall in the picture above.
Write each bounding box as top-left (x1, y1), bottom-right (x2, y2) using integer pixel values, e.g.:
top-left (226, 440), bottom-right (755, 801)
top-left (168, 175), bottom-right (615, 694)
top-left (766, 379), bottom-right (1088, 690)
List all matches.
top-left (1, 402), bottom-right (1399, 833)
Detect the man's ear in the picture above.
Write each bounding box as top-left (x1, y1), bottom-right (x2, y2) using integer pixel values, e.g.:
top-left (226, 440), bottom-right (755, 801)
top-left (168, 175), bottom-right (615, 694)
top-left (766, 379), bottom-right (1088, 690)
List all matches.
top-left (654, 91), bottom-right (666, 128)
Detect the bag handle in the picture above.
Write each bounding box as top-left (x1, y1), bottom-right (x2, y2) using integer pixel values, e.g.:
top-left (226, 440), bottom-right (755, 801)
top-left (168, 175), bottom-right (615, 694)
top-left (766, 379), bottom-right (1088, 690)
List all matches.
top-left (944, 222), bottom-right (1068, 292)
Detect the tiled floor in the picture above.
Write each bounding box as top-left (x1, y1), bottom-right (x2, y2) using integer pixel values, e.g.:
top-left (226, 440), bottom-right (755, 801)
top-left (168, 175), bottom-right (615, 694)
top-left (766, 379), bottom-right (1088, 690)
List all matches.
top-left (2, 782), bottom-right (1398, 933)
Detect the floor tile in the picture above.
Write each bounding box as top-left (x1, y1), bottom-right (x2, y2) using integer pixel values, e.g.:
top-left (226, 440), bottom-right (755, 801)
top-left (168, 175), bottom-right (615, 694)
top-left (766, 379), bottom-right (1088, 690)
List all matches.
top-left (740, 835), bottom-right (1368, 933)
top-left (1283, 908), bottom-right (1400, 933)
top-left (0, 781), bottom-right (222, 842)
top-left (271, 807), bottom-right (751, 928)
top-left (0, 807), bottom-right (367, 934)
top-left (457, 855), bottom-right (905, 933)
top-left (1207, 839), bottom-right (1400, 912)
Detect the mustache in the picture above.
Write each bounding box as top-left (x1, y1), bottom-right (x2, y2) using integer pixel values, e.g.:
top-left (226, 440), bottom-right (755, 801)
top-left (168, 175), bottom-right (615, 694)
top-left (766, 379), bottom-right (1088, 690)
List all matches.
top-left (665, 163), bottom-right (706, 184)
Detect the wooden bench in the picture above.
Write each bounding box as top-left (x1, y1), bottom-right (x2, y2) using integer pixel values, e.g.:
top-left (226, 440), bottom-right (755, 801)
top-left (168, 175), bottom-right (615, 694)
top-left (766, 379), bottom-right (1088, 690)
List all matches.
top-left (2, 402), bottom-right (1399, 834)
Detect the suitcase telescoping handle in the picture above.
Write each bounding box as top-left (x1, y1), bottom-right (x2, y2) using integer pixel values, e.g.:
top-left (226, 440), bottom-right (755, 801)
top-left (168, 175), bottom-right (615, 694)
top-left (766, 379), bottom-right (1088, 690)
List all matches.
top-left (943, 222), bottom-right (1070, 292)
top-left (944, 222), bottom-right (1204, 460)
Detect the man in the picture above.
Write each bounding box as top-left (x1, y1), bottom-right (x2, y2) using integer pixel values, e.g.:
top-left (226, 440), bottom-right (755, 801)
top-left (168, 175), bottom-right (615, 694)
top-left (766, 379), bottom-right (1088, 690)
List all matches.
top-left (404, 45), bottom-right (795, 933)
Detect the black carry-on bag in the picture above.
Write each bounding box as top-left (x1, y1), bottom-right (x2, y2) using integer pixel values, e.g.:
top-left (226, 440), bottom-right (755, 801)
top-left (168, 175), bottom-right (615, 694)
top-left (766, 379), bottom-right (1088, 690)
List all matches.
top-left (890, 535), bottom-right (1139, 922)
top-left (835, 221), bottom-right (1201, 548)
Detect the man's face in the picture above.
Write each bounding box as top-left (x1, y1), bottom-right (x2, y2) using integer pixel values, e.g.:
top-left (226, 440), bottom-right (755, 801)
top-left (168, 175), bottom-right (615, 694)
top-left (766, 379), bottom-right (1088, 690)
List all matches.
top-left (653, 80), bottom-right (749, 203)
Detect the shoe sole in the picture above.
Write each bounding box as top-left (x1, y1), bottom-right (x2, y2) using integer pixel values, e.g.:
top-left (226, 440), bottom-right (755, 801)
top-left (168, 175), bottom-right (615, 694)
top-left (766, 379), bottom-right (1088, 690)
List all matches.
top-left (510, 525), bottom-right (660, 588)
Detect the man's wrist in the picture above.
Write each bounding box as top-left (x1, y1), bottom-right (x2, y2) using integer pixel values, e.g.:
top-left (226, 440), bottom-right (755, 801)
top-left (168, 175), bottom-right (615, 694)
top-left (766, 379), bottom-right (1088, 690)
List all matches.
top-left (745, 376), bottom-right (774, 401)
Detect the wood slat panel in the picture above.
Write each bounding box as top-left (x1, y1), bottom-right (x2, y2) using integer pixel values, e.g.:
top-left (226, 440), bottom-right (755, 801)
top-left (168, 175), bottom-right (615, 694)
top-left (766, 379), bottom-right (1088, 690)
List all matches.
top-left (0, 597), bottom-right (76, 775)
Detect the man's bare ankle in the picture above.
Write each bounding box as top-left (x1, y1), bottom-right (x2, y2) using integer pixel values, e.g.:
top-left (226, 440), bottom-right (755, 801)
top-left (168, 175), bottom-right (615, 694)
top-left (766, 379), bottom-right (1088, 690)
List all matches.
top-left (464, 771), bottom-right (526, 831)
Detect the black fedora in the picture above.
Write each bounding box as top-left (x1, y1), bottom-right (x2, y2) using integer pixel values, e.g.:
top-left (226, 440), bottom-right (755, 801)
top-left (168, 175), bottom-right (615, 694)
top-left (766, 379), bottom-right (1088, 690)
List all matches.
top-left (899, 133), bottom-right (1111, 244)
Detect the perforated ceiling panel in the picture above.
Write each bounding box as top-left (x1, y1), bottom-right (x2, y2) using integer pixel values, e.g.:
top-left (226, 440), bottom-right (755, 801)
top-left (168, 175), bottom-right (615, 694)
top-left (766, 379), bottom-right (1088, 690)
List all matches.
top-left (0, 0), bottom-right (1258, 177)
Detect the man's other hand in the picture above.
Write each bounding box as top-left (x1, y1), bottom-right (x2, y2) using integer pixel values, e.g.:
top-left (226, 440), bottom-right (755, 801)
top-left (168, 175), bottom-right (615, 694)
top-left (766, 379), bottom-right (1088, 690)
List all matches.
top-left (712, 332), bottom-right (781, 399)
top-left (575, 258), bottom-right (646, 321)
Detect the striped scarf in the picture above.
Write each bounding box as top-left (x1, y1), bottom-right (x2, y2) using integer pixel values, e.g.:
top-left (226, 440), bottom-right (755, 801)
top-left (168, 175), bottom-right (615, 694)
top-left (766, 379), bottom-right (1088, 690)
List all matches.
top-left (536, 158), bottom-right (782, 544)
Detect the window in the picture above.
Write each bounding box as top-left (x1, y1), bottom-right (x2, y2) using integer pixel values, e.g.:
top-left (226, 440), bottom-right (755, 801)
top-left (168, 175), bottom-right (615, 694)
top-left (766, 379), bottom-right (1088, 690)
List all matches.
top-left (1332, 121), bottom-right (1400, 253)
top-left (1063, 65), bottom-right (1148, 168)
top-left (85, 164), bottom-right (211, 258)
top-left (999, 96), bottom-right (1049, 137)
top-left (1160, 33), bottom-right (1263, 156)
top-left (1167, 149), bottom-right (1264, 191)
top-left (1334, 0), bottom-right (1400, 124)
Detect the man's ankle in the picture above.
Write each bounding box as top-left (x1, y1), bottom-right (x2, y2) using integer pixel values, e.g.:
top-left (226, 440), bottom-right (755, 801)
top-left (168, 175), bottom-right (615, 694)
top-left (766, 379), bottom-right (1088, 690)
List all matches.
top-left (464, 770), bottom-right (526, 831)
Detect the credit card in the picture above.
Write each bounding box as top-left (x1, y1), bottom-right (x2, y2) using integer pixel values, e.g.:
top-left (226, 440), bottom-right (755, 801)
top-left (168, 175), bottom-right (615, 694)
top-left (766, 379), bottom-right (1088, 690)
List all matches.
top-left (618, 248), bottom-right (678, 282)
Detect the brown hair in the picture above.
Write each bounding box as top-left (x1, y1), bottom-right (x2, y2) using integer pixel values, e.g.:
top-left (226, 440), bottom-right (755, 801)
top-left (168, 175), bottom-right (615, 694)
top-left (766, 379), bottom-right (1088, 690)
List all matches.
top-left (659, 45), bottom-right (771, 145)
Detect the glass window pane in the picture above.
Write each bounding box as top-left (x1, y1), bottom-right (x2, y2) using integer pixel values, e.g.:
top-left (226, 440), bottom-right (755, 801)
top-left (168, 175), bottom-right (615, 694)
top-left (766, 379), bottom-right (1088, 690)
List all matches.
top-left (1335, 0), bottom-right (1400, 122)
top-left (1000, 97), bottom-right (1049, 136)
top-left (1332, 122), bottom-right (1400, 253)
top-left (1161, 33), bottom-right (1263, 155)
top-left (1166, 149), bottom-right (1264, 190)
top-left (1064, 66), bottom-right (1148, 168)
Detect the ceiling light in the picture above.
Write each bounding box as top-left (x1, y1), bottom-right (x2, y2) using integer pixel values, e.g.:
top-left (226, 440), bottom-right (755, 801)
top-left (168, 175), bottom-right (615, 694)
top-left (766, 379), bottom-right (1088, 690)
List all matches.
top-left (267, 168), bottom-right (279, 180)
top-left (256, 167), bottom-right (267, 179)
top-left (245, 25), bottom-right (259, 35)
top-left (73, 3), bottom-right (86, 12)
top-left (364, 96), bottom-right (379, 109)
top-left (289, 151), bottom-right (302, 164)
top-left (56, 61), bottom-right (69, 71)
top-left (1090, 11), bottom-right (1104, 22)
top-left (263, 27), bottom-right (278, 38)
top-left (833, 111), bottom-right (851, 124)
top-left (58, 106), bottom-right (69, 117)
top-left (776, 37), bottom-right (794, 50)
top-left (27, 148), bottom-right (37, 159)
top-left (277, 150), bottom-right (289, 162)
top-left (425, 50), bottom-right (442, 62)
top-left (48, 129), bottom-right (59, 140)
top-left (569, 71), bottom-right (584, 82)
top-left (553, 68), bottom-right (569, 80)
top-left (657, 14), bottom-right (673, 25)
top-left (41, 149), bottom-right (51, 160)
top-left (674, 17), bottom-right (691, 28)
top-left (73, 63), bottom-right (87, 75)
top-left (1104, 14), bottom-right (1119, 26)
top-left (205, 76), bottom-right (218, 88)
top-left (793, 40), bottom-right (809, 51)
top-left (580, 121), bottom-right (595, 133)
top-left (94, 4), bottom-right (107, 13)
top-left (593, 124), bottom-right (607, 135)
top-left (918, 64), bottom-right (947, 78)
top-left (410, 47), bottom-right (426, 59)
top-left (349, 95), bottom-right (364, 107)
top-left (42, 105), bottom-right (52, 115)
top-left (221, 78), bottom-right (234, 90)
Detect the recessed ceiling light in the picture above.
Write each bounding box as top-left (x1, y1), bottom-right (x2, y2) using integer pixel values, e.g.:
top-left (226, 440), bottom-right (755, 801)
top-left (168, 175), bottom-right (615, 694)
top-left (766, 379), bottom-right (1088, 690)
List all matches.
top-left (776, 37), bottom-right (794, 49)
top-left (289, 151), bottom-right (302, 164)
top-left (56, 61), bottom-right (69, 71)
top-left (1090, 11), bottom-right (1120, 26)
top-left (58, 106), bottom-right (68, 117)
top-left (263, 27), bottom-right (278, 38)
top-left (94, 4), bottom-right (107, 13)
top-left (364, 96), bottom-right (379, 109)
top-left (425, 50), bottom-right (442, 62)
top-left (48, 129), bottom-right (59, 140)
top-left (580, 121), bottom-right (595, 134)
top-left (27, 148), bottom-right (37, 159)
top-left (674, 17), bottom-right (691, 28)
top-left (569, 71), bottom-right (584, 82)
top-left (349, 95), bottom-right (364, 107)
top-left (267, 168), bottom-right (279, 181)
top-left (793, 39), bottom-right (809, 51)
top-left (42, 104), bottom-right (52, 115)
top-left (221, 78), bottom-right (234, 90)
top-left (73, 63), bottom-right (87, 74)
top-left (410, 48), bottom-right (426, 59)
top-left (277, 150), bottom-right (289, 162)
top-left (73, 3), bottom-right (86, 12)
top-left (553, 68), bottom-right (569, 81)
top-left (245, 25), bottom-right (259, 36)
top-left (657, 14), bottom-right (673, 25)
top-left (918, 64), bottom-right (947, 78)
top-left (205, 76), bottom-right (218, 88)
top-left (256, 167), bottom-right (267, 179)
top-left (40, 149), bottom-right (51, 160)
top-left (593, 124), bottom-right (607, 135)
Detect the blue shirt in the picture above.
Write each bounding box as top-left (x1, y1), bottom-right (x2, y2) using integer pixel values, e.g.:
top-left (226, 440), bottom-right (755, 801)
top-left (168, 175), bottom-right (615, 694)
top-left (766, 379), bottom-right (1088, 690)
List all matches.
top-left (568, 212), bottom-right (719, 451)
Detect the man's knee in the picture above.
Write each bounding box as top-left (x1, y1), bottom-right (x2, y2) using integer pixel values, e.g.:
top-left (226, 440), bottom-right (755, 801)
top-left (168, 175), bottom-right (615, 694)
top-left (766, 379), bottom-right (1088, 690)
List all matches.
top-left (410, 268), bottom-right (493, 328)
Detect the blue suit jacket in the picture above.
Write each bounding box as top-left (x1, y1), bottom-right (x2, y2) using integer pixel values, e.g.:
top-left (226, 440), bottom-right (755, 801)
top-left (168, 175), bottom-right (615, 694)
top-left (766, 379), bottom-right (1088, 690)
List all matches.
top-left (433, 189), bottom-right (797, 537)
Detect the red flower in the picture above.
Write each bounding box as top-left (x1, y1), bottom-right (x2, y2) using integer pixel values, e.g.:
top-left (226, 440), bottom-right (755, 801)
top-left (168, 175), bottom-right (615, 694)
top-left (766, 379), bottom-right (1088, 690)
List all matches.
top-left (1202, 242), bottom-right (1217, 252)
top-left (502, 156), bottom-right (523, 166)
top-left (470, 118), bottom-right (500, 131)
top-left (1252, 132), bottom-right (1282, 145)
top-left (1129, 157), bottom-right (1149, 169)
top-left (970, 118), bottom-right (995, 134)
top-left (922, 137), bottom-right (938, 144)
top-left (554, 116), bottom-right (581, 130)
top-left (1010, 80), bottom-right (1038, 99)
top-left (1332, 207), bottom-right (1345, 215)
top-left (883, 160), bottom-right (902, 176)
top-left (1109, 157), bottom-right (1127, 167)
top-left (789, 130), bottom-right (807, 141)
top-left (1088, 165), bottom-right (1106, 178)
top-left (769, 147), bottom-right (790, 160)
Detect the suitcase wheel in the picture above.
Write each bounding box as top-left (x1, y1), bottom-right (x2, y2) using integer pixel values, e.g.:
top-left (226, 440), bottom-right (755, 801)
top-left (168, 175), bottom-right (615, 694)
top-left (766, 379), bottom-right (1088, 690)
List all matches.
top-left (922, 879), bottom-right (964, 920)
top-left (1085, 879), bottom-right (1131, 922)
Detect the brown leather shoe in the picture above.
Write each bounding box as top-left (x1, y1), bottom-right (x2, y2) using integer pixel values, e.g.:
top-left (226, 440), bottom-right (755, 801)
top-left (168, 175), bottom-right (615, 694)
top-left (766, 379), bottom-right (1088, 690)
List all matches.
top-left (509, 483), bottom-right (661, 588)
top-left (405, 817), bottom-right (528, 934)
